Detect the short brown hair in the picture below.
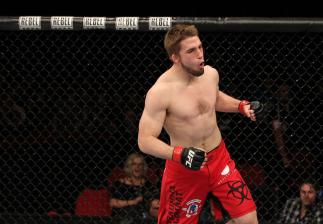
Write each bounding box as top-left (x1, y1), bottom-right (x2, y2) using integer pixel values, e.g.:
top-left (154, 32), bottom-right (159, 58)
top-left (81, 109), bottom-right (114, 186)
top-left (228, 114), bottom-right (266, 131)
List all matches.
top-left (164, 24), bottom-right (199, 58)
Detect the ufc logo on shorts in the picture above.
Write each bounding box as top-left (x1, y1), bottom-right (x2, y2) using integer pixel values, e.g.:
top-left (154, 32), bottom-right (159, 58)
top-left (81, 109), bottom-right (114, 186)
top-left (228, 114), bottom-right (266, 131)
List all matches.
top-left (185, 150), bottom-right (195, 167)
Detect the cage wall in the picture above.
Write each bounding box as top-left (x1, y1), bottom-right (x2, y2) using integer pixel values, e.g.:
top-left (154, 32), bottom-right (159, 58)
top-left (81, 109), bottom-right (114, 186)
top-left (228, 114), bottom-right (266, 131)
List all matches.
top-left (0, 23), bottom-right (322, 224)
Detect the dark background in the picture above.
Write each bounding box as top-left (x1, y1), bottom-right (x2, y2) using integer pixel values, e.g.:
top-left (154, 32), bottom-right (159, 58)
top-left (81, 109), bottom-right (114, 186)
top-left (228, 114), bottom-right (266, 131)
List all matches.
top-left (0, 4), bottom-right (322, 224)
top-left (1, 1), bottom-right (323, 17)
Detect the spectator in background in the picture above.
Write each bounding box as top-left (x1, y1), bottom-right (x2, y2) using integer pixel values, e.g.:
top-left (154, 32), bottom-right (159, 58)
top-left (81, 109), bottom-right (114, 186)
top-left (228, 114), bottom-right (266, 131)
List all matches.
top-left (143, 188), bottom-right (160, 223)
top-left (261, 82), bottom-right (322, 223)
top-left (110, 153), bottom-right (158, 224)
top-left (148, 198), bottom-right (160, 220)
top-left (278, 178), bottom-right (323, 224)
top-left (272, 84), bottom-right (292, 169)
top-left (271, 85), bottom-right (320, 197)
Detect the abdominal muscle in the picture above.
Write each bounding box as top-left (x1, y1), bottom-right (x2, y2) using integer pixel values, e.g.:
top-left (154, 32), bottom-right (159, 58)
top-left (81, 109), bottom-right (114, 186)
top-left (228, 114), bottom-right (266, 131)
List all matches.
top-left (164, 112), bottom-right (222, 152)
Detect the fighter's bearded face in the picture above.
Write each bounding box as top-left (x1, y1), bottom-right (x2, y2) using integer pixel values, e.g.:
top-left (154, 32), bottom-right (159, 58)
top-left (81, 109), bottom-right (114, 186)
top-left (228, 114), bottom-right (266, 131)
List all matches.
top-left (177, 36), bottom-right (205, 77)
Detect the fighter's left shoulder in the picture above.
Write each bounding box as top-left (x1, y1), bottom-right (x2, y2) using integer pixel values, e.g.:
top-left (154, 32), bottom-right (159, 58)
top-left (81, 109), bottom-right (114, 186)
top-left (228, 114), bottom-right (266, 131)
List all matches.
top-left (204, 65), bottom-right (219, 81)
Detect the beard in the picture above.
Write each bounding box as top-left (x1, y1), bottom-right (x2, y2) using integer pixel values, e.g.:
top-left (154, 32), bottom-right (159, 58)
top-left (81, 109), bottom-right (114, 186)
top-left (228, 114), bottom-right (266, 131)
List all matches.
top-left (182, 62), bottom-right (204, 77)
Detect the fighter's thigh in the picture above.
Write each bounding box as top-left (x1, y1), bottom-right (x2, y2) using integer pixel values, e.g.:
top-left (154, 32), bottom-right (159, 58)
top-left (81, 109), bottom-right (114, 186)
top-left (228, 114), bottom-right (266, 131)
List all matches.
top-left (227, 210), bottom-right (258, 224)
top-left (159, 168), bottom-right (209, 223)
top-left (211, 169), bottom-right (256, 220)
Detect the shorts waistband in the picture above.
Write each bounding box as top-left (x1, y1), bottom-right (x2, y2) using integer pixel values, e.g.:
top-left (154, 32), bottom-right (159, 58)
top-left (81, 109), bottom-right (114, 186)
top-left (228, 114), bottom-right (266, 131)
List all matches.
top-left (207, 139), bottom-right (224, 154)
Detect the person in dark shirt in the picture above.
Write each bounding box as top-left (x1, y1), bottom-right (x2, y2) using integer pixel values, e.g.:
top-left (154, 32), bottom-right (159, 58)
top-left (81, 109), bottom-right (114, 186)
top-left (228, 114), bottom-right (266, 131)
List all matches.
top-left (110, 152), bottom-right (158, 224)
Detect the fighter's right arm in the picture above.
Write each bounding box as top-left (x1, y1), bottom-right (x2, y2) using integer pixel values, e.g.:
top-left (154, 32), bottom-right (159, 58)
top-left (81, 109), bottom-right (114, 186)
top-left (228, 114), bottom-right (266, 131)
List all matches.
top-left (138, 85), bottom-right (206, 170)
top-left (138, 86), bottom-right (174, 160)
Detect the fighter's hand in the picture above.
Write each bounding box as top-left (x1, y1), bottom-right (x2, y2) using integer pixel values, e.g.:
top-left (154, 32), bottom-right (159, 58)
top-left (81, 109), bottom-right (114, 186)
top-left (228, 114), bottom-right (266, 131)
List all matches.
top-left (172, 146), bottom-right (206, 170)
top-left (239, 100), bottom-right (264, 121)
top-left (250, 101), bottom-right (264, 118)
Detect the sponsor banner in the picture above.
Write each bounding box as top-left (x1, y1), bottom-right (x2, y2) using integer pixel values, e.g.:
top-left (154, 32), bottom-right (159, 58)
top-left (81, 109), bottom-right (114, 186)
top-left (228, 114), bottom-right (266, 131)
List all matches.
top-left (115, 17), bottom-right (139, 30)
top-left (19, 16), bottom-right (41, 30)
top-left (149, 17), bottom-right (172, 30)
top-left (83, 17), bottom-right (106, 29)
top-left (51, 16), bottom-right (74, 29)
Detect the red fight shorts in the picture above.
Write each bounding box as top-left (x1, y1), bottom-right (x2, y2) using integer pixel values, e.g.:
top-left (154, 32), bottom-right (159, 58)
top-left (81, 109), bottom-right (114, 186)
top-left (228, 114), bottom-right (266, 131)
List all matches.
top-left (158, 139), bottom-right (257, 224)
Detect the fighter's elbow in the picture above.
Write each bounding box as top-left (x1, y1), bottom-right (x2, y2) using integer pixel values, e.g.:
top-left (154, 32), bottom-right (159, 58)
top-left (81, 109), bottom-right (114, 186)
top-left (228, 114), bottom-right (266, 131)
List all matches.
top-left (137, 136), bottom-right (148, 154)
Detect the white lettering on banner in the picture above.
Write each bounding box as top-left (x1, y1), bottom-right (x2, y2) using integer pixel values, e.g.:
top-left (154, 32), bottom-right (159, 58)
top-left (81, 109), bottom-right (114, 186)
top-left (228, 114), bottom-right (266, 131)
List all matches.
top-left (51, 17), bottom-right (73, 29)
top-left (19, 16), bottom-right (41, 30)
top-left (149, 17), bottom-right (172, 30)
top-left (83, 17), bottom-right (105, 29)
top-left (115, 17), bottom-right (139, 30)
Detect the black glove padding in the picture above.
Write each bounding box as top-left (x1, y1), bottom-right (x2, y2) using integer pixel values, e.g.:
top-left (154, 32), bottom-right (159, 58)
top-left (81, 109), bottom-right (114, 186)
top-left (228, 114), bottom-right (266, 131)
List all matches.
top-left (250, 101), bottom-right (264, 117)
top-left (181, 147), bottom-right (205, 170)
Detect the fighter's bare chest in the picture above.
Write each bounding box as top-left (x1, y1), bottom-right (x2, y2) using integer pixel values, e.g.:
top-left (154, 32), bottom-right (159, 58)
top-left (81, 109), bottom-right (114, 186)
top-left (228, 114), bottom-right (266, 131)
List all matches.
top-left (170, 87), bottom-right (217, 117)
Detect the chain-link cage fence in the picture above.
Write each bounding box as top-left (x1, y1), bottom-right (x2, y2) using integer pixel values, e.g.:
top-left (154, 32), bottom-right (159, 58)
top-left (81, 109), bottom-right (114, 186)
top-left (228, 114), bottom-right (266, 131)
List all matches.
top-left (0, 17), bottom-right (322, 224)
